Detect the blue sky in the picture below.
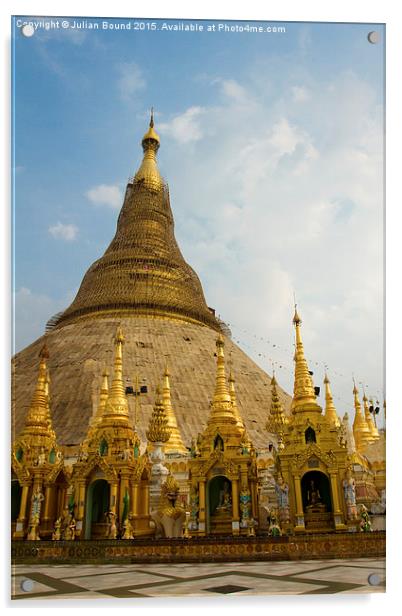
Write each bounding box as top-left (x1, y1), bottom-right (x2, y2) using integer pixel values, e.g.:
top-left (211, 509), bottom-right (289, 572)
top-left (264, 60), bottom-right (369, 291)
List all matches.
top-left (12, 16), bottom-right (385, 422)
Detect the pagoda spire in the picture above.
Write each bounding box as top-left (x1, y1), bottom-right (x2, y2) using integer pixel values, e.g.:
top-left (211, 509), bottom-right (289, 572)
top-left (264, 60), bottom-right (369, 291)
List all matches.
top-left (134, 108), bottom-right (163, 191)
top-left (341, 412), bottom-right (356, 454)
top-left (161, 363), bottom-right (187, 454)
top-left (292, 307), bottom-right (320, 412)
top-left (21, 344), bottom-right (56, 440)
top-left (266, 373), bottom-right (287, 432)
top-left (208, 335), bottom-right (237, 425)
top-left (146, 385), bottom-right (172, 444)
top-left (323, 372), bottom-right (340, 427)
top-left (352, 380), bottom-right (372, 451)
top-left (363, 390), bottom-right (379, 440)
top-left (103, 327), bottom-right (129, 422)
top-left (228, 367), bottom-right (245, 429)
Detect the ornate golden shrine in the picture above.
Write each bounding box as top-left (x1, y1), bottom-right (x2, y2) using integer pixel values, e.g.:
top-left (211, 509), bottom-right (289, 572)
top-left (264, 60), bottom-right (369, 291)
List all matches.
top-left (275, 309), bottom-right (348, 533)
top-left (70, 327), bottom-right (152, 539)
top-left (11, 345), bottom-right (69, 540)
top-left (188, 335), bottom-right (259, 536)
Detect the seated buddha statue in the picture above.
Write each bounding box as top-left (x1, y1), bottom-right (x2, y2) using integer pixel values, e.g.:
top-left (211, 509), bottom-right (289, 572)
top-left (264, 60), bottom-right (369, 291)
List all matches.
top-left (215, 480), bottom-right (232, 514)
top-left (306, 480), bottom-right (326, 512)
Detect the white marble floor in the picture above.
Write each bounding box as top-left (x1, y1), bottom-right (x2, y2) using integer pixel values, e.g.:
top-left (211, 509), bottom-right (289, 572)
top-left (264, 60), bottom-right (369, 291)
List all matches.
top-left (12, 557), bottom-right (385, 600)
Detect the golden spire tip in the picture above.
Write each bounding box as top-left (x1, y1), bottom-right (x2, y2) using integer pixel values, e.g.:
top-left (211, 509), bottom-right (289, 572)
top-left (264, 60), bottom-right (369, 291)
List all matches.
top-left (293, 304), bottom-right (301, 325)
top-left (115, 325), bottom-right (124, 344)
top-left (150, 107), bottom-right (154, 127)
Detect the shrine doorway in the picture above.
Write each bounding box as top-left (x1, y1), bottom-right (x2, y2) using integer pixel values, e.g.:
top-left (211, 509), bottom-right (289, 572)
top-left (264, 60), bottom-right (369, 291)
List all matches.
top-left (301, 471), bottom-right (332, 512)
top-left (207, 475), bottom-right (232, 535)
top-left (301, 470), bottom-right (333, 531)
top-left (85, 479), bottom-right (110, 539)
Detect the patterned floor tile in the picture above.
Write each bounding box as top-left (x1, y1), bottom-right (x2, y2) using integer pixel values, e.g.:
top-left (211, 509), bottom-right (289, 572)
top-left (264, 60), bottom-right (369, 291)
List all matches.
top-left (295, 565), bottom-right (386, 585)
top-left (11, 558), bottom-right (385, 599)
top-left (62, 570), bottom-right (171, 591)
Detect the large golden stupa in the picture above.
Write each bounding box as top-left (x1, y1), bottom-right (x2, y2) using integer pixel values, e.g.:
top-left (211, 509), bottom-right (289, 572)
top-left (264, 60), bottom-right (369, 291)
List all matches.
top-left (12, 113), bottom-right (291, 455)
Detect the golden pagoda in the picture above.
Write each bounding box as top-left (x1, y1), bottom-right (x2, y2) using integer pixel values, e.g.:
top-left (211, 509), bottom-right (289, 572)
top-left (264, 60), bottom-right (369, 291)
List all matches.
top-left (12, 345), bottom-right (67, 539)
top-left (276, 308), bottom-right (348, 533)
top-left (70, 327), bottom-right (152, 539)
top-left (188, 335), bottom-right (259, 536)
top-left (12, 114), bottom-right (290, 455)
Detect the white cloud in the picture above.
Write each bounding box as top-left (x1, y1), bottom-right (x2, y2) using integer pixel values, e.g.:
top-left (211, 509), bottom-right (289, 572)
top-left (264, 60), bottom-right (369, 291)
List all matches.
top-left (48, 222), bottom-right (78, 241)
top-left (116, 62), bottom-right (145, 101)
top-left (85, 184), bottom-right (123, 209)
top-left (159, 107), bottom-right (206, 144)
top-left (221, 79), bottom-right (248, 102)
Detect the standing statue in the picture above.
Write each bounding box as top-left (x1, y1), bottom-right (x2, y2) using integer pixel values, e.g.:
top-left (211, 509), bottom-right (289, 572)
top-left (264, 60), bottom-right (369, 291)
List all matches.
top-left (52, 517), bottom-right (62, 540)
top-left (247, 518), bottom-right (256, 537)
top-left (343, 467), bottom-right (358, 520)
top-left (27, 486), bottom-right (45, 539)
top-left (106, 511), bottom-right (118, 539)
top-left (275, 475), bottom-right (290, 523)
top-left (359, 504), bottom-right (372, 532)
top-left (31, 486), bottom-right (45, 519)
top-left (63, 515), bottom-right (76, 540)
top-left (239, 487), bottom-right (252, 527)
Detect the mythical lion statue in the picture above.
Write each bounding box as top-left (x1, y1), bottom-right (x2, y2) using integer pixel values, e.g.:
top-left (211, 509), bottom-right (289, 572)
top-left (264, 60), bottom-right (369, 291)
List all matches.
top-left (150, 473), bottom-right (186, 538)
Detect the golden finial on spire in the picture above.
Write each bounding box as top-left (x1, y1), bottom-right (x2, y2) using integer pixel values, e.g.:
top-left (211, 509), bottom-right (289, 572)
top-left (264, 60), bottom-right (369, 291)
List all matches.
top-left (323, 371), bottom-right (340, 427)
top-left (103, 327), bottom-right (129, 420)
top-left (362, 388), bottom-right (379, 440)
top-left (115, 325), bottom-right (124, 344)
top-left (19, 344), bottom-right (56, 440)
top-left (291, 306), bottom-right (318, 410)
top-left (141, 108), bottom-right (160, 146)
top-left (161, 364), bottom-right (187, 454)
top-left (293, 304), bottom-right (301, 326)
top-left (352, 379), bottom-right (372, 451)
top-left (213, 335), bottom-right (231, 405)
top-left (146, 385), bottom-right (172, 443)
